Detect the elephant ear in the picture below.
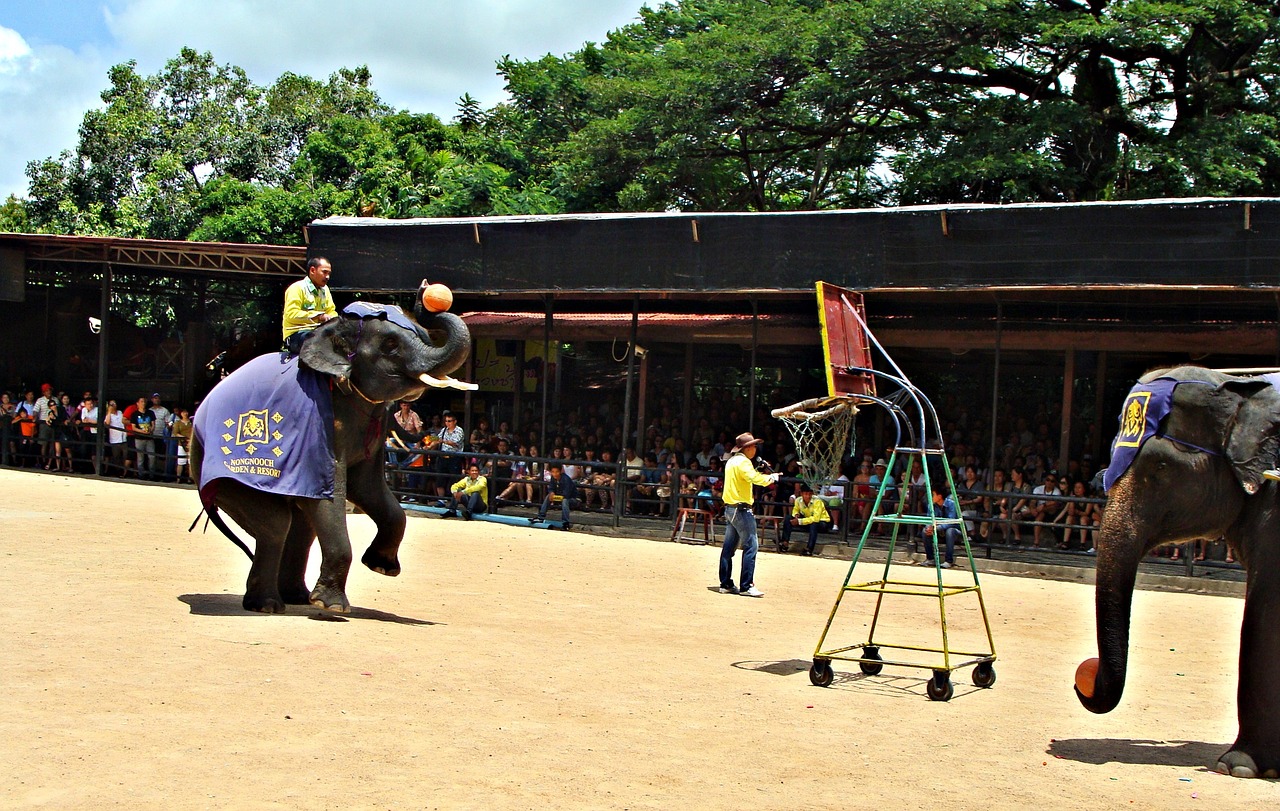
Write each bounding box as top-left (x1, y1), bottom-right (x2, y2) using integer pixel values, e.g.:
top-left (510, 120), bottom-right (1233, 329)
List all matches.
top-left (298, 317), bottom-right (358, 378)
top-left (1221, 378), bottom-right (1280, 495)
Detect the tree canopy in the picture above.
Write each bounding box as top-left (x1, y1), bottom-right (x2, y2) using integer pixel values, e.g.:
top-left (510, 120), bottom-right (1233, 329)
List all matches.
top-left (13, 0), bottom-right (1280, 241)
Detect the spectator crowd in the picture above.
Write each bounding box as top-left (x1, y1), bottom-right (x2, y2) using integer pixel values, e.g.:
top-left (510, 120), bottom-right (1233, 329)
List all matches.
top-left (0, 378), bottom-right (1230, 563)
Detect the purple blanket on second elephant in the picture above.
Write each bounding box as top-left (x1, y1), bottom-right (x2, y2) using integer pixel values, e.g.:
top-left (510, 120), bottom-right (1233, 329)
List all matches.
top-left (194, 352), bottom-right (335, 503)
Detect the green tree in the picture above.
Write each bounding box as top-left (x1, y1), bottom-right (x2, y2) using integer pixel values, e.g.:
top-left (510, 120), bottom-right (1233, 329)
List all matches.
top-left (499, 0), bottom-right (1280, 209)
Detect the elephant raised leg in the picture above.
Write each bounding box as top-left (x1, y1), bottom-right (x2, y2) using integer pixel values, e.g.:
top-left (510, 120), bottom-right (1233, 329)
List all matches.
top-left (347, 455), bottom-right (406, 577)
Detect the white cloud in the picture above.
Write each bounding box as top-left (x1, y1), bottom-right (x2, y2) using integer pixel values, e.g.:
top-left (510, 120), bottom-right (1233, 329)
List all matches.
top-left (104, 0), bottom-right (645, 114)
top-left (0, 31), bottom-right (110, 199)
top-left (0, 1), bottom-right (647, 201)
top-left (0, 25), bottom-right (34, 64)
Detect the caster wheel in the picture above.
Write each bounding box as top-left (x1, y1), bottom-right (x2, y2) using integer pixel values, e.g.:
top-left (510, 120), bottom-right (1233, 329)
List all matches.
top-left (859, 646), bottom-right (884, 676)
top-left (809, 659), bottom-right (834, 687)
top-left (972, 661), bottom-right (996, 688)
top-left (926, 670), bottom-right (954, 701)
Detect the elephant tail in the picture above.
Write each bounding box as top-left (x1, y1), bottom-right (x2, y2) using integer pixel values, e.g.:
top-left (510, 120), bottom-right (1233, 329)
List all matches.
top-left (188, 505), bottom-right (255, 561)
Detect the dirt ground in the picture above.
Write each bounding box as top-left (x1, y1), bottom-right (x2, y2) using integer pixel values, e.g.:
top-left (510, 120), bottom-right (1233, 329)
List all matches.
top-left (2, 470), bottom-right (1276, 810)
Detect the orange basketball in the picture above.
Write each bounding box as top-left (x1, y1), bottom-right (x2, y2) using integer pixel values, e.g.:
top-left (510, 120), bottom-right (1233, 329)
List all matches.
top-left (1075, 657), bottom-right (1099, 698)
top-left (422, 283), bottom-right (453, 313)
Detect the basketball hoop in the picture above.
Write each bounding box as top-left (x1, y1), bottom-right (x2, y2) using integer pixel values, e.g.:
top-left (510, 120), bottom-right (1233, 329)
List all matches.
top-left (771, 396), bottom-right (858, 487)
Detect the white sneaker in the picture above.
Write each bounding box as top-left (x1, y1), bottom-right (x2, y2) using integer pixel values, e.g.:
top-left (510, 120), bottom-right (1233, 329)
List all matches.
top-left (829, 524), bottom-right (839, 532)
top-left (740, 585), bottom-right (764, 598)
top-left (940, 561), bottom-right (953, 569)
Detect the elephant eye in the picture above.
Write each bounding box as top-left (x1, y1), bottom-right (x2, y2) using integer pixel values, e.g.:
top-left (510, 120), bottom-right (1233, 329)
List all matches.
top-left (381, 336), bottom-right (400, 355)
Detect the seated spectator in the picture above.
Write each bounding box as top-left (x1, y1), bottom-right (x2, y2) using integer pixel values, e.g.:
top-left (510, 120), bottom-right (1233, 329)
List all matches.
top-left (585, 449), bottom-right (615, 510)
top-left (1007, 467), bottom-right (1034, 546)
top-left (980, 467), bottom-right (1011, 543)
top-left (868, 458), bottom-right (898, 532)
top-left (782, 483), bottom-right (831, 556)
top-left (920, 482), bottom-right (961, 568)
top-left (957, 464), bottom-right (983, 537)
top-left (1030, 471), bottom-right (1063, 548)
top-left (819, 471), bottom-right (849, 533)
top-left (1059, 479), bottom-right (1099, 552)
top-left (531, 461), bottom-right (576, 529)
top-left (850, 460), bottom-right (874, 532)
top-left (443, 463), bottom-right (488, 520)
top-left (498, 446), bottom-right (536, 505)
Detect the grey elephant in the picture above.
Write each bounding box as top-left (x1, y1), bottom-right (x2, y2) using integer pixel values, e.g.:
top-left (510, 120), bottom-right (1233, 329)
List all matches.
top-left (190, 291), bottom-right (472, 614)
top-left (1078, 365), bottom-right (1280, 778)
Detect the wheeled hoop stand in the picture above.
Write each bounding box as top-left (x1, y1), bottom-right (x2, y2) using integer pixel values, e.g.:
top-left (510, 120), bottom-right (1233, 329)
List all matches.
top-left (773, 283), bottom-right (997, 701)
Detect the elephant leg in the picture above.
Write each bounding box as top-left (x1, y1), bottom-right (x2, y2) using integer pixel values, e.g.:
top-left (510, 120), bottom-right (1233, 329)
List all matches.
top-left (215, 481), bottom-right (292, 614)
top-left (296, 495), bottom-right (353, 613)
top-left (277, 503), bottom-right (315, 605)
top-left (1219, 540), bottom-right (1280, 778)
top-left (347, 456), bottom-right (406, 577)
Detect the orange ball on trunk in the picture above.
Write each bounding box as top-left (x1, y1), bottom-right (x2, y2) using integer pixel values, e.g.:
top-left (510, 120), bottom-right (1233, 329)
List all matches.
top-left (421, 283), bottom-right (453, 313)
top-left (1075, 657), bottom-right (1100, 698)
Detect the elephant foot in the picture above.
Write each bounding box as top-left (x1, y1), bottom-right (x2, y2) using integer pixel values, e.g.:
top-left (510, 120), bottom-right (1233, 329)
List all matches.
top-left (309, 585), bottom-right (351, 614)
top-left (242, 593), bottom-right (287, 614)
top-left (1216, 748), bottom-right (1280, 779)
top-left (361, 547), bottom-right (401, 577)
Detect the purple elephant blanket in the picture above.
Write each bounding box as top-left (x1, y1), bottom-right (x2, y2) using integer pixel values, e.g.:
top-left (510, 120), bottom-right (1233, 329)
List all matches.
top-left (194, 352), bottom-right (335, 503)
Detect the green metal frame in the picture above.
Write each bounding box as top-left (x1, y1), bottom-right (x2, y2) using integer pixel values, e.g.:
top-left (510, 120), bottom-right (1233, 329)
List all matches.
top-left (782, 284), bottom-right (997, 697)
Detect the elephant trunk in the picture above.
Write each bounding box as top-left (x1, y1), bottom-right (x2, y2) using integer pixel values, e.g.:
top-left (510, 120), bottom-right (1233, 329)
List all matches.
top-left (412, 310), bottom-right (471, 378)
top-left (1078, 477), bottom-right (1140, 714)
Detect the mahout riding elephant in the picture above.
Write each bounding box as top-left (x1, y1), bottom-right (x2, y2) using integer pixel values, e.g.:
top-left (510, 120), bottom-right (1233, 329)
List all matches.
top-left (1079, 364), bottom-right (1280, 778)
top-left (190, 289), bottom-right (472, 615)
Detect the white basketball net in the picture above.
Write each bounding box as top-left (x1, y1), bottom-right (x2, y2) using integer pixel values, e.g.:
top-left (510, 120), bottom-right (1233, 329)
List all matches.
top-left (771, 397), bottom-right (858, 488)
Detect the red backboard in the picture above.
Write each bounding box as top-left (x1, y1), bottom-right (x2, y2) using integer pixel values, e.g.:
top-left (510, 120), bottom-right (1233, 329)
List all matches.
top-left (817, 282), bottom-right (876, 397)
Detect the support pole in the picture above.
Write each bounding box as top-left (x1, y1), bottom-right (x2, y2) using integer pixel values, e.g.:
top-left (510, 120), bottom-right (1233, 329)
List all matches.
top-left (540, 297), bottom-right (551, 451)
top-left (986, 299), bottom-right (1002, 488)
top-left (748, 297), bottom-right (759, 434)
top-left (1092, 351), bottom-right (1108, 462)
top-left (95, 263), bottom-right (112, 476)
top-left (617, 298), bottom-right (639, 527)
top-left (681, 342), bottom-right (694, 447)
top-left (1058, 348), bottom-right (1076, 475)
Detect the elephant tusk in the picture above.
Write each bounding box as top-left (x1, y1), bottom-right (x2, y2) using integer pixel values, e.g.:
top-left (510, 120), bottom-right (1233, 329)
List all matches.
top-left (418, 373), bottom-right (479, 391)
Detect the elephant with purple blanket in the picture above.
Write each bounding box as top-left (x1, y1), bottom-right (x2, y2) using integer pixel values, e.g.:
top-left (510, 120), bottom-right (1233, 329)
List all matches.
top-left (191, 289), bottom-right (472, 614)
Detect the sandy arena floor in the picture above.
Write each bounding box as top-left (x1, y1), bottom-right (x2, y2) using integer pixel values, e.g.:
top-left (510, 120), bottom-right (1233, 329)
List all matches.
top-left (1, 470), bottom-right (1276, 810)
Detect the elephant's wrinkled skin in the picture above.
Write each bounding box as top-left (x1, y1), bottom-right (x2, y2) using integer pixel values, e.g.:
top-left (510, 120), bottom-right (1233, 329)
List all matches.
top-left (190, 299), bottom-right (470, 615)
top-left (1080, 365), bottom-right (1280, 778)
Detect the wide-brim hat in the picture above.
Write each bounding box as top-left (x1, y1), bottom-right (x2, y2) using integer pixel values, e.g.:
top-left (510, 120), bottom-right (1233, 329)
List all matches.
top-left (722, 432), bottom-right (764, 460)
top-left (874, 458), bottom-right (888, 467)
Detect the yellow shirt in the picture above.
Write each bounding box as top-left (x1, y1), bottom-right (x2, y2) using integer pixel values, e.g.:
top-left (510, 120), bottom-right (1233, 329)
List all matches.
top-left (451, 475), bottom-right (488, 505)
top-left (282, 277), bottom-right (338, 339)
top-left (722, 453), bottom-right (774, 506)
top-left (791, 496), bottom-right (831, 525)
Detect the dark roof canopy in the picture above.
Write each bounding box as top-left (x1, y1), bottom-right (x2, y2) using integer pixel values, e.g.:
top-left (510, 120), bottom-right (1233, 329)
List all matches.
top-left (307, 198), bottom-right (1280, 298)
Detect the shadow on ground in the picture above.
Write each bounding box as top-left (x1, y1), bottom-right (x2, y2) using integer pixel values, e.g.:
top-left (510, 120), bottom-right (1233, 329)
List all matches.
top-left (1048, 738), bottom-right (1227, 769)
top-left (178, 593), bottom-right (438, 626)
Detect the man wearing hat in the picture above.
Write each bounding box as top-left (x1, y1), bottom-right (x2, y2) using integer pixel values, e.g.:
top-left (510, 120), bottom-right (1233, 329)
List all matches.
top-left (718, 432), bottom-right (780, 597)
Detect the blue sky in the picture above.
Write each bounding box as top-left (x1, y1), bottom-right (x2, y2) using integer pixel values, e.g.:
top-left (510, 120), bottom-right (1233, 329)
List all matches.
top-left (0, 1), bottom-right (648, 201)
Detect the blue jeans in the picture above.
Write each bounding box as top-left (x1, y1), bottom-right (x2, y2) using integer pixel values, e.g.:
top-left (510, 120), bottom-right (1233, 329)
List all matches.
top-left (452, 491), bottom-right (486, 514)
top-left (719, 506), bottom-right (758, 591)
top-left (538, 494), bottom-right (571, 523)
top-left (924, 526), bottom-right (960, 564)
top-left (782, 519), bottom-right (830, 553)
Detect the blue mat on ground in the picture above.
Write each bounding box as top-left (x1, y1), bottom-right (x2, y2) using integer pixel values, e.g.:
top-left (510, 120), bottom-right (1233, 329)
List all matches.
top-left (401, 502), bottom-right (564, 528)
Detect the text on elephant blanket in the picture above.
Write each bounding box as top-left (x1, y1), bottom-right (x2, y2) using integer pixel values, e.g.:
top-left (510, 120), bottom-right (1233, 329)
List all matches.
top-left (195, 352), bottom-right (335, 501)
